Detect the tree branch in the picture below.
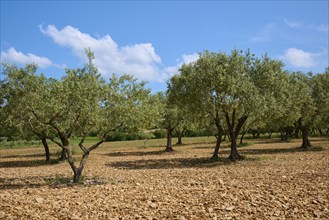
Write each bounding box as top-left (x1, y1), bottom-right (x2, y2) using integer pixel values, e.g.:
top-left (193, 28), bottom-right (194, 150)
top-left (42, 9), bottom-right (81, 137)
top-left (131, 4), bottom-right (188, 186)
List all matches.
top-left (48, 137), bottom-right (63, 148)
top-left (87, 139), bottom-right (104, 153)
top-left (66, 114), bottom-right (81, 138)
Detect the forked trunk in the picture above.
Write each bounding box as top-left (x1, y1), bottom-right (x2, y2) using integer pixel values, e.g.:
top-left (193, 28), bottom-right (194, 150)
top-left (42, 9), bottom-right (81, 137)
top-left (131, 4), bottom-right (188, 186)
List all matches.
top-left (176, 134), bottom-right (183, 145)
top-left (165, 129), bottom-right (174, 152)
top-left (65, 147), bottom-right (89, 183)
top-left (41, 136), bottom-right (50, 162)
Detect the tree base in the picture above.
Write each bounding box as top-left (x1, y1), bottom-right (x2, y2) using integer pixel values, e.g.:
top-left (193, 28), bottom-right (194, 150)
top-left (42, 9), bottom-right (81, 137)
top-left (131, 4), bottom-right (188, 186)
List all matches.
top-left (228, 153), bottom-right (243, 161)
top-left (300, 143), bottom-right (312, 149)
top-left (210, 154), bottom-right (219, 161)
top-left (164, 147), bottom-right (174, 152)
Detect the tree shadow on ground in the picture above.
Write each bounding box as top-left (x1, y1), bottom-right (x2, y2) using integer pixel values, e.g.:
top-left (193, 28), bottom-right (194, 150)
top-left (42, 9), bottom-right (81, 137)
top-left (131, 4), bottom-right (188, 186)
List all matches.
top-left (0, 175), bottom-right (106, 190)
top-left (108, 156), bottom-right (235, 170)
top-left (0, 153), bottom-right (45, 159)
top-left (0, 177), bottom-right (46, 190)
top-left (0, 159), bottom-right (59, 168)
top-left (107, 150), bottom-right (166, 157)
top-left (238, 146), bottom-right (324, 155)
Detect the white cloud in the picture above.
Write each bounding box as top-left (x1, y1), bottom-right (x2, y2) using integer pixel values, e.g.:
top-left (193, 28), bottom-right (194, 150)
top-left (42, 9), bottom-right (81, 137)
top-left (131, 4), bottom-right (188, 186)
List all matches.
top-left (39, 24), bottom-right (164, 81)
top-left (284, 18), bottom-right (328, 33)
top-left (1, 47), bottom-right (53, 68)
top-left (280, 48), bottom-right (323, 68)
top-left (181, 53), bottom-right (199, 64)
top-left (162, 53), bottom-right (199, 81)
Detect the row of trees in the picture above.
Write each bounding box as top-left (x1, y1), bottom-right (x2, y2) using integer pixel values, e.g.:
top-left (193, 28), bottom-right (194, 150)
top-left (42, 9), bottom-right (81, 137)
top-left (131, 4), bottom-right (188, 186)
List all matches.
top-left (1, 49), bottom-right (328, 182)
top-left (167, 50), bottom-right (328, 159)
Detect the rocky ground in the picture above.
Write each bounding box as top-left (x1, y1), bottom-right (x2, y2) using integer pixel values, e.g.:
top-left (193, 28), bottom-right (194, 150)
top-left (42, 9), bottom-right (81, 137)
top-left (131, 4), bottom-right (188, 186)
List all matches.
top-left (0, 138), bottom-right (328, 220)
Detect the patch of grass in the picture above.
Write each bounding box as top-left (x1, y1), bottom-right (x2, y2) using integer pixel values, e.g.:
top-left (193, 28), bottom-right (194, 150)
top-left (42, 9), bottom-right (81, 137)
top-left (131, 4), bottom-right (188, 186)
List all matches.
top-left (45, 174), bottom-right (87, 185)
top-left (45, 175), bottom-right (73, 185)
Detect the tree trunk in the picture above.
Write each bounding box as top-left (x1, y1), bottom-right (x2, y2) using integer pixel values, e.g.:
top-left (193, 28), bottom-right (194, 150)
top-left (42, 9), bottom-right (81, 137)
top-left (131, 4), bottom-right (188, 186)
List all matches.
top-left (73, 168), bottom-right (82, 183)
top-left (59, 149), bottom-right (66, 161)
top-left (225, 113), bottom-right (247, 161)
top-left (211, 113), bottom-right (223, 161)
top-left (165, 129), bottom-right (174, 152)
top-left (211, 135), bottom-right (222, 161)
top-left (72, 153), bottom-right (89, 183)
top-left (222, 134), bottom-right (227, 141)
top-left (284, 128), bottom-right (289, 141)
top-left (59, 134), bottom-right (69, 161)
top-left (41, 136), bottom-right (50, 162)
top-left (64, 147), bottom-right (85, 183)
top-left (229, 136), bottom-right (242, 160)
top-left (318, 129), bottom-right (323, 136)
top-left (280, 128), bottom-right (289, 142)
top-left (268, 132), bottom-right (272, 139)
top-left (300, 127), bottom-right (312, 149)
top-left (240, 132), bottom-right (246, 145)
top-left (176, 132), bottom-right (183, 145)
top-left (280, 129), bottom-right (285, 141)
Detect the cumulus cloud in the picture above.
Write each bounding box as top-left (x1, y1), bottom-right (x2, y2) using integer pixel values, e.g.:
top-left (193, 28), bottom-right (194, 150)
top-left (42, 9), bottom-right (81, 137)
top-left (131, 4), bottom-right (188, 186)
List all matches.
top-left (39, 24), bottom-right (164, 81)
top-left (280, 48), bottom-right (324, 68)
top-left (1, 47), bottom-right (53, 68)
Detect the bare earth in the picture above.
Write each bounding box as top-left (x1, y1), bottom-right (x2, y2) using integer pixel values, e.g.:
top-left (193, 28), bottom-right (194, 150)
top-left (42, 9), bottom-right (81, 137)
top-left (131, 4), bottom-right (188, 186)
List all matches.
top-left (0, 138), bottom-right (328, 220)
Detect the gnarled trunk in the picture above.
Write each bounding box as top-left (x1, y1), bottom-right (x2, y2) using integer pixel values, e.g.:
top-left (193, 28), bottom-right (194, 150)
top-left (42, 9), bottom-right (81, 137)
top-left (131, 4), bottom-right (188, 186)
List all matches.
top-left (226, 112), bottom-right (247, 161)
top-left (65, 146), bottom-right (90, 183)
top-left (41, 136), bottom-right (50, 162)
top-left (211, 135), bottom-right (222, 161)
top-left (211, 113), bottom-right (223, 161)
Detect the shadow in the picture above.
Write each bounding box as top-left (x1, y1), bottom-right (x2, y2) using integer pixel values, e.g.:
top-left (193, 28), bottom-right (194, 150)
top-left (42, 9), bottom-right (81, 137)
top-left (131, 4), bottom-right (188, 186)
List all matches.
top-left (238, 146), bottom-right (324, 155)
top-left (193, 145), bottom-right (231, 149)
top-left (0, 154), bottom-right (45, 159)
top-left (0, 176), bottom-right (107, 190)
top-left (108, 156), bottom-right (233, 170)
top-left (0, 159), bottom-right (59, 168)
top-left (107, 150), bottom-right (167, 157)
top-left (0, 177), bottom-right (46, 190)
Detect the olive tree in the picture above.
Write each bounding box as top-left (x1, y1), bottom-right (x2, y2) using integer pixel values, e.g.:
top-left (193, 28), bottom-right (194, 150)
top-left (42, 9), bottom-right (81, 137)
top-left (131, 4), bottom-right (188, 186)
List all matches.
top-left (170, 50), bottom-right (286, 160)
top-left (2, 49), bottom-right (154, 182)
top-left (311, 68), bottom-right (329, 136)
top-left (1, 63), bottom-right (55, 161)
top-left (153, 92), bottom-right (183, 152)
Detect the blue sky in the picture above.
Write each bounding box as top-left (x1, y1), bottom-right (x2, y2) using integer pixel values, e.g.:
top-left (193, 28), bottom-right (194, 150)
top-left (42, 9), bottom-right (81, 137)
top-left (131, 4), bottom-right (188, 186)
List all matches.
top-left (1, 1), bottom-right (328, 92)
